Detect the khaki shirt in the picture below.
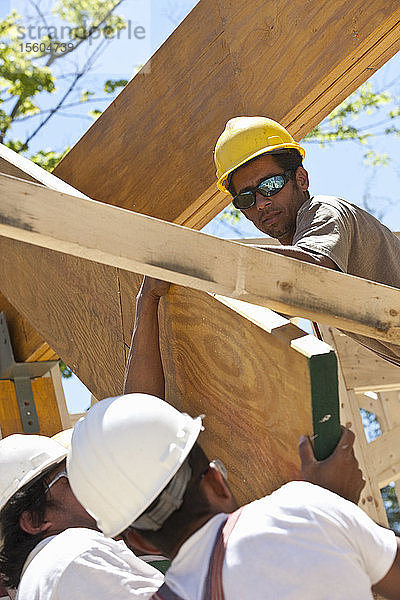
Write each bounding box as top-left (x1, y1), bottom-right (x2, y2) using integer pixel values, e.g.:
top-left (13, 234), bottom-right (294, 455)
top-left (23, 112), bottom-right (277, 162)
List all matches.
top-left (293, 195), bottom-right (400, 366)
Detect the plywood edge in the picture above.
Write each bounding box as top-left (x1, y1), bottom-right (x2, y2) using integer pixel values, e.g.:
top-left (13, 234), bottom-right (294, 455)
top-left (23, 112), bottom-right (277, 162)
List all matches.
top-left (0, 143), bottom-right (89, 199)
top-left (215, 297), bottom-right (341, 460)
top-left (27, 342), bottom-right (58, 362)
top-left (369, 425), bottom-right (400, 487)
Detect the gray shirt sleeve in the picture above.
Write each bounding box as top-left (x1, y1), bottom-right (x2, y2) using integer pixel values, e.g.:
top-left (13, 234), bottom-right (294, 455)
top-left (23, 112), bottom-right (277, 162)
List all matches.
top-left (292, 198), bottom-right (353, 272)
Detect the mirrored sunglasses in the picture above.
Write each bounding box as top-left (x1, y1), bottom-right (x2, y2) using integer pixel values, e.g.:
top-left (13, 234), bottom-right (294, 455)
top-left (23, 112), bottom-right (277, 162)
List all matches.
top-left (232, 170), bottom-right (293, 210)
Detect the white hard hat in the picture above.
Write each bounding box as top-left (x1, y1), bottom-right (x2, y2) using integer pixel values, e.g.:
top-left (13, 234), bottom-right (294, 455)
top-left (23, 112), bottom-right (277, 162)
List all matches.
top-left (67, 393), bottom-right (203, 538)
top-left (0, 434), bottom-right (68, 511)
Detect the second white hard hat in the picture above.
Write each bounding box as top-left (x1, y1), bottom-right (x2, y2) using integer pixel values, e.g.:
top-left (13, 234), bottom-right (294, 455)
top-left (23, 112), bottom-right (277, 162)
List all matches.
top-left (67, 393), bottom-right (203, 538)
top-left (0, 434), bottom-right (68, 511)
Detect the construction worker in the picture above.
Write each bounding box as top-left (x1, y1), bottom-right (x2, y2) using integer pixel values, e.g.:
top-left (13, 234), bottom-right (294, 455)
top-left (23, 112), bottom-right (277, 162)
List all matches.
top-left (213, 116), bottom-right (400, 367)
top-left (0, 433), bottom-right (164, 599)
top-left (67, 392), bottom-right (400, 600)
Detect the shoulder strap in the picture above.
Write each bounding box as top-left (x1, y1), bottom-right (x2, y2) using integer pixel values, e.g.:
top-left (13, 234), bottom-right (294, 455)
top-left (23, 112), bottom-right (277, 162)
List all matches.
top-left (151, 583), bottom-right (185, 600)
top-left (150, 507), bottom-right (244, 600)
top-left (204, 507), bottom-right (244, 600)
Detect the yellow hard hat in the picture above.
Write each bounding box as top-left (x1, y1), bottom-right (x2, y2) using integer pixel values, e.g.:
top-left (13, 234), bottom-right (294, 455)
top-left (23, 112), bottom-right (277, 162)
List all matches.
top-left (214, 116), bottom-right (306, 193)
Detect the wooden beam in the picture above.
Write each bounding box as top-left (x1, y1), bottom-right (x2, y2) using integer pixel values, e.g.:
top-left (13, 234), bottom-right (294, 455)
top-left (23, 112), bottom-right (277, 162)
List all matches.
top-left (1, 173), bottom-right (400, 346)
top-left (0, 143), bottom-right (89, 198)
top-left (329, 330), bottom-right (400, 393)
top-left (369, 425), bottom-right (400, 487)
top-left (53, 1), bottom-right (400, 229)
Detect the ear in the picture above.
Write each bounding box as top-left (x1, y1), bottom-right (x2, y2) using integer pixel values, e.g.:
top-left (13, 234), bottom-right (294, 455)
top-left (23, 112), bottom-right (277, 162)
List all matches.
top-left (124, 529), bottom-right (162, 555)
top-left (203, 464), bottom-right (231, 498)
top-left (295, 166), bottom-right (309, 192)
top-left (200, 465), bottom-right (237, 514)
top-left (19, 511), bottom-right (52, 536)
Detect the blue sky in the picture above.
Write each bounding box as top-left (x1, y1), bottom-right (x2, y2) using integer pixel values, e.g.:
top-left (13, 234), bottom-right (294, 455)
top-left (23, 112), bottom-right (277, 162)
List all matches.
top-left (2, 1), bottom-right (399, 412)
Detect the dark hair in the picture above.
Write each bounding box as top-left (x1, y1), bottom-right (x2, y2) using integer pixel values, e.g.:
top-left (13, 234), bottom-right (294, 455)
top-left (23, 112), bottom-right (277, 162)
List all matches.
top-left (227, 148), bottom-right (304, 196)
top-left (0, 477), bottom-right (48, 588)
top-left (130, 443), bottom-right (211, 556)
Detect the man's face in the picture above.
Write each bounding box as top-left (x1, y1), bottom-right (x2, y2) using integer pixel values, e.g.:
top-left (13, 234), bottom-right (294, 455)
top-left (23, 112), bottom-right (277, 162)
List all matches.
top-left (230, 154), bottom-right (309, 244)
top-left (43, 461), bottom-right (97, 534)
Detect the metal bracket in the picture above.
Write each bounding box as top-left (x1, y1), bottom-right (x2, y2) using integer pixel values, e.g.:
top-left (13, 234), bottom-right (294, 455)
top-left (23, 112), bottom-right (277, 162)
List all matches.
top-left (0, 312), bottom-right (58, 433)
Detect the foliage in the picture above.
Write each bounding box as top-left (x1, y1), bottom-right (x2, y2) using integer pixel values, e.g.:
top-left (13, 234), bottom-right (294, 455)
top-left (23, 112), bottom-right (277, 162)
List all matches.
top-left (220, 80), bottom-right (400, 223)
top-left (382, 483), bottom-right (400, 534)
top-left (0, 1), bottom-right (128, 166)
top-left (29, 147), bottom-right (70, 171)
top-left (59, 360), bottom-right (73, 378)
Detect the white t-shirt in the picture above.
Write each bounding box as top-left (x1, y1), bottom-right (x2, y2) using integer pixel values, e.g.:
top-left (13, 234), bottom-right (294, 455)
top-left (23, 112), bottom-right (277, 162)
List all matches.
top-left (165, 482), bottom-right (397, 600)
top-left (16, 528), bottom-right (163, 600)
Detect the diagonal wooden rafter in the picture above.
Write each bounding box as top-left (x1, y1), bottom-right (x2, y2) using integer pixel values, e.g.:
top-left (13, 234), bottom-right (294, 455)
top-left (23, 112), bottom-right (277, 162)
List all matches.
top-left (1, 172), bottom-right (399, 346)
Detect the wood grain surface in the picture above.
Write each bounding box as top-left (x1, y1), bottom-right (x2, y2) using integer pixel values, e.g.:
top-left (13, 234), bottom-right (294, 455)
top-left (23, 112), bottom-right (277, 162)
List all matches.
top-left (0, 237), bottom-right (125, 399)
top-left (331, 330), bottom-right (400, 393)
top-left (54, 0), bottom-right (400, 228)
top-left (1, 173), bottom-right (399, 346)
top-left (160, 286), bottom-right (313, 502)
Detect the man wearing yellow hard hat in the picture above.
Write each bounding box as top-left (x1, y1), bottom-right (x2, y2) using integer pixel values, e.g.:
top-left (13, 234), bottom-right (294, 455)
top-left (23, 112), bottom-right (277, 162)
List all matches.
top-left (214, 116), bottom-right (400, 366)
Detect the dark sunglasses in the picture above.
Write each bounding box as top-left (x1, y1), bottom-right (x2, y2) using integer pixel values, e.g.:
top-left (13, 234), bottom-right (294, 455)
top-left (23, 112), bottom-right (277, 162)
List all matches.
top-left (232, 170), bottom-right (293, 210)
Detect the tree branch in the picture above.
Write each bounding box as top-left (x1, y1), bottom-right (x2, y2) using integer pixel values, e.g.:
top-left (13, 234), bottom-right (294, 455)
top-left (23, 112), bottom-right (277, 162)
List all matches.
top-left (21, 38), bottom-right (108, 147)
top-left (42, 0), bottom-right (125, 67)
top-left (13, 97), bottom-right (112, 122)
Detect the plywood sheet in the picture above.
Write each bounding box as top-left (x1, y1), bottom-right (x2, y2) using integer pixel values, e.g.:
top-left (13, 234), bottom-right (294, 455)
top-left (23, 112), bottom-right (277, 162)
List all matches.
top-left (160, 287), bottom-right (340, 503)
top-left (54, 0), bottom-right (400, 228)
top-left (0, 237), bottom-right (125, 399)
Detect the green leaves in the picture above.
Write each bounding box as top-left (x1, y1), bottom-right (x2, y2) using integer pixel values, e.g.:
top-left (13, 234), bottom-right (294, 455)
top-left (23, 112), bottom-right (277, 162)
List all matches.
top-left (104, 78), bottom-right (128, 93)
top-left (0, 11), bottom-right (55, 138)
top-left (52, 0), bottom-right (126, 42)
top-left (0, 1), bottom-right (128, 146)
top-left (59, 360), bottom-right (73, 378)
top-left (305, 82), bottom-right (399, 153)
top-left (29, 147), bottom-right (70, 172)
